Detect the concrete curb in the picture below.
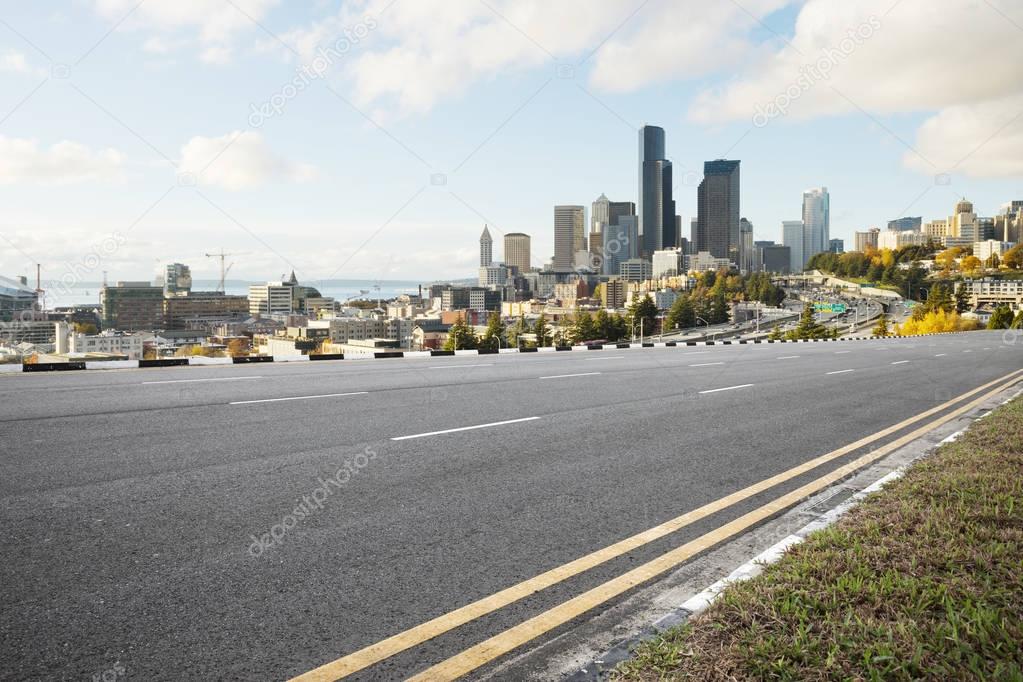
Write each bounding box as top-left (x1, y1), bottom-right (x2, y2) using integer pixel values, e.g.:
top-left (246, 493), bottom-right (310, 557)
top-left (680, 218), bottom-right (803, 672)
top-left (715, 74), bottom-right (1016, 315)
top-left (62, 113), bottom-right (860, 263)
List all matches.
top-left (5, 331), bottom-right (970, 373)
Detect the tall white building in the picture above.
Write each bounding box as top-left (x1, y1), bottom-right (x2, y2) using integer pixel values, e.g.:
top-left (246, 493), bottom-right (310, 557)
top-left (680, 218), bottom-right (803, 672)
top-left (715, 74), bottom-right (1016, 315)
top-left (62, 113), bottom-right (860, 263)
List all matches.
top-left (652, 248), bottom-right (685, 278)
top-left (479, 225), bottom-right (493, 266)
top-left (249, 282), bottom-right (294, 316)
top-left (782, 220), bottom-right (805, 272)
top-left (802, 187), bottom-right (830, 259)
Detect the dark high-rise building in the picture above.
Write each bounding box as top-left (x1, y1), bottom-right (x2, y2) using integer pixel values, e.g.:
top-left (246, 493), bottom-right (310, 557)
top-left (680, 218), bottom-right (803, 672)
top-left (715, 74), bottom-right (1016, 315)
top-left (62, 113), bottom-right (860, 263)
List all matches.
top-left (887, 216), bottom-right (922, 232)
top-left (696, 159), bottom-right (741, 262)
top-left (638, 126), bottom-right (675, 257)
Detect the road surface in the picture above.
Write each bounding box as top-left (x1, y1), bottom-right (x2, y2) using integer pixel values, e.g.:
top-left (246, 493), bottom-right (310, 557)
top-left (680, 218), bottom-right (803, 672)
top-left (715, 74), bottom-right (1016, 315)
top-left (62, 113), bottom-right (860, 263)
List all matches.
top-left (1, 331), bottom-right (1020, 680)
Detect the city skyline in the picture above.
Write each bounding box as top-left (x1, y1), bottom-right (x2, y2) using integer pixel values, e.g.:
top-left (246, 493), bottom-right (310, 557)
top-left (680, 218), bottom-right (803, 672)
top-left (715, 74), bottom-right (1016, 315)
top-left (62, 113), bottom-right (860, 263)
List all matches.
top-left (0, 1), bottom-right (1021, 283)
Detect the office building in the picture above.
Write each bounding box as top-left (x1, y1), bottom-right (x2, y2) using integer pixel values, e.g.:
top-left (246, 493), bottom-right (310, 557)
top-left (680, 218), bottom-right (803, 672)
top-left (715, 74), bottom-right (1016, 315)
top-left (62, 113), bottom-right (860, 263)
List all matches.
top-left (739, 217), bottom-right (754, 272)
top-left (554, 205), bottom-right (585, 271)
top-left (761, 245), bottom-right (791, 273)
top-left (887, 216), bottom-right (922, 232)
top-left (164, 263), bottom-right (192, 295)
top-left (164, 292), bottom-right (249, 330)
top-left (924, 219), bottom-right (950, 241)
top-left (829, 238), bottom-right (844, 253)
top-left (248, 281), bottom-right (295, 317)
top-left (782, 220), bottom-right (805, 272)
top-left (603, 217), bottom-right (638, 277)
top-left (504, 233), bottom-right (531, 272)
top-left (619, 258), bottom-right (652, 282)
top-left (602, 278), bottom-right (627, 309)
top-left (686, 251), bottom-right (732, 272)
top-left (802, 187), bottom-right (830, 259)
top-left (479, 225), bottom-right (493, 266)
top-left (638, 126), bottom-right (675, 256)
top-left (478, 263), bottom-right (508, 288)
top-left (995, 201), bottom-right (1022, 243)
top-left (854, 228), bottom-right (880, 252)
top-left (695, 159), bottom-right (740, 262)
top-left (975, 240), bottom-right (1013, 263)
top-left (101, 281), bottom-right (164, 331)
top-left (950, 199), bottom-right (977, 239)
top-left (652, 248), bottom-right (685, 278)
top-left (878, 229), bottom-right (929, 250)
top-left (54, 322), bottom-right (145, 360)
top-left (0, 274), bottom-right (38, 321)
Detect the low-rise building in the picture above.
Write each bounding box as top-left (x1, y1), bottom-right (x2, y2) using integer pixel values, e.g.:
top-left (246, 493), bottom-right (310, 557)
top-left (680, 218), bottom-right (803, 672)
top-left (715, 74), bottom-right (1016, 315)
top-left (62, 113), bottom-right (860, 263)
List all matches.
top-left (957, 278), bottom-right (1023, 311)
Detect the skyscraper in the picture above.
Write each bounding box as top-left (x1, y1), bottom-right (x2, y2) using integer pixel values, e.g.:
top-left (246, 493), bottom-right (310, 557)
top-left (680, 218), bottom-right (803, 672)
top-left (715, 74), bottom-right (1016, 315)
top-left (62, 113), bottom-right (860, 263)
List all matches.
top-left (782, 220), bottom-right (805, 272)
top-left (802, 187), bottom-right (830, 259)
top-left (739, 218), bottom-right (754, 273)
top-left (479, 225), bottom-right (493, 266)
top-left (638, 126), bottom-right (675, 257)
top-left (554, 205), bottom-right (585, 272)
top-left (504, 233), bottom-right (531, 272)
top-left (696, 159), bottom-right (741, 262)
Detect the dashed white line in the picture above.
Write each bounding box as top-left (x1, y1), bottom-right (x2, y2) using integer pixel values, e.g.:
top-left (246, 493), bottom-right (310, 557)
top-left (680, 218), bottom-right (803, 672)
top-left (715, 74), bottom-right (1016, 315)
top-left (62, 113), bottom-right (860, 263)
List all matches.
top-left (834, 350), bottom-right (851, 354)
top-left (539, 372), bottom-right (601, 380)
top-left (230, 391), bottom-right (368, 405)
top-left (143, 376), bottom-right (264, 385)
top-left (586, 356), bottom-right (625, 361)
top-left (689, 362), bottom-right (724, 367)
top-left (391, 416), bottom-right (540, 441)
top-left (428, 364), bottom-right (493, 369)
top-left (699, 383), bottom-right (754, 394)
top-left (776, 355), bottom-right (799, 360)
top-left (891, 360), bottom-right (910, 365)
top-left (935, 353), bottom-right (947, 357)
top-left (826, 369), bottom-right (855, 375)
top-left (963, 350), bottom-right (973, 353)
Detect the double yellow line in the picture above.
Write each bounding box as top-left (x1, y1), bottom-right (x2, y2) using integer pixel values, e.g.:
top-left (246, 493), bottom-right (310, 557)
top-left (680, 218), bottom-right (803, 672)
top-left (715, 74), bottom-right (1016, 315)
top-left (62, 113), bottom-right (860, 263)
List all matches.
top-left (292, 369), bottom-right (1023, 682)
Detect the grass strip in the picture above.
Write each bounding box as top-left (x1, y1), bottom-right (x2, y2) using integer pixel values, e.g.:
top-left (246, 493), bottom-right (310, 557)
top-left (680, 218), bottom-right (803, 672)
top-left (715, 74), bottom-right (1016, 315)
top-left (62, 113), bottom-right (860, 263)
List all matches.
top-left (615, 396), bottom-right (1023, 681)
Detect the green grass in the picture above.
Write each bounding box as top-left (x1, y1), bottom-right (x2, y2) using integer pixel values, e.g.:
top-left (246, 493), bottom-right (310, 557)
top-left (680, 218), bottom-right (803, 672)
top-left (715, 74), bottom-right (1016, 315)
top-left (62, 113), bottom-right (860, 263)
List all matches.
top-left (614, 396), bottom-right (1023, 681)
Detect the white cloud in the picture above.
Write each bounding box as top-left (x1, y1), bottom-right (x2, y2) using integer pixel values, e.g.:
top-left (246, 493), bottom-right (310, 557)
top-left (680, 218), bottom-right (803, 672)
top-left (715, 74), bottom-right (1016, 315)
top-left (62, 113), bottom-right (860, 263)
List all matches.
top-left (275, 0), bottom-right (790, 118)
top-left (905, 94), bottom-right (1023, 178)
top-left (0, 137), bottom-right (125, 184)
top-left (0, 51), bottom-right (47, 77)
top-left (93, 0), bottom-right (278, 62)
top-left (178, 130), bottom-right (315, 190)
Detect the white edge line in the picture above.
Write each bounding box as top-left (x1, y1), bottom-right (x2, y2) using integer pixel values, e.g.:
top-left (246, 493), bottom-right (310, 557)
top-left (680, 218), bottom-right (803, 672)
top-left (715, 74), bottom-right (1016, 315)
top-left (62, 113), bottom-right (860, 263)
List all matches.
top-left (143, 376), bottom-right (264, 385)
top-left (826, 369), bottom-right (855, 375)
top-left (538, 372), bottom-right (601, 380)
top-left (391, 416), bottom-right (540, 441)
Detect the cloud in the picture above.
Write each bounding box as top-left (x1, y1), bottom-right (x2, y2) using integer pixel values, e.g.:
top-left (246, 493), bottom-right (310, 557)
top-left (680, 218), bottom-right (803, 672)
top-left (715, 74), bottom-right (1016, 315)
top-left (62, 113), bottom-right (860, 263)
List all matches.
top-left (0, 137), bottom-right (125, 184)
top-left (274, 0), bottom-right (790, 118)
top-left (0, 51), bottom-right (47, 77)
top-left (904, 94), bottom-right (1023, 178)
top-left (178, 130), bottom-right (316, 190)
top-left (92, 0), bottom-right (279, 62)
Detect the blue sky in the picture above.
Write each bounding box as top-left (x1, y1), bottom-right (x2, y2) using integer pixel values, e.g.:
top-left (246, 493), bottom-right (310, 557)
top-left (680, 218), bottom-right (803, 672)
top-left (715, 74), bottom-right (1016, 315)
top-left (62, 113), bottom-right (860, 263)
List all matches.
top-left (0, 0), bottom-right (1020, 285)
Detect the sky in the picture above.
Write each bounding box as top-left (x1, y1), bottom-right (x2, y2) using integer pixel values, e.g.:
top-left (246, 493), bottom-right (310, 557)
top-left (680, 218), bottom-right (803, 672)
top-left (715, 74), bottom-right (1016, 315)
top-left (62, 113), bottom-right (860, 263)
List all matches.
top-left (0, 0), bottom-right (1020, 285)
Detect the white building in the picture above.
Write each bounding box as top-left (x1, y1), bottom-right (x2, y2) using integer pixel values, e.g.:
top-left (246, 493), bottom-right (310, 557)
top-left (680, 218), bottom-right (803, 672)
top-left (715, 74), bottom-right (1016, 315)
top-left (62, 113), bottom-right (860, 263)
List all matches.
top-left (249, 282), bottom-right (294, 316)
top-left (782, 220), bottom-right (805, 272)
top-left (877, 229), bottom-right (928, 250)
top-left (686, 251), bottom-right (732, 272)
top-left (802, 187), bottom-right (830, 258)
top-left (619, 258), bottom-right (652, 281)
top-left (54, 322), bottom-right (145, 360)
top-left (652, 248), bottom-right (685, 278)
top-left (975, 240), bottom-right (1014, 262)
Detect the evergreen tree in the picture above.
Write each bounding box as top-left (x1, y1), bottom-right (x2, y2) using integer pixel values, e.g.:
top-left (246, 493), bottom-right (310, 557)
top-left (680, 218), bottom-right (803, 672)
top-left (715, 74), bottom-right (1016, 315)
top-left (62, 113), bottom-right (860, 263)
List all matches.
top-left (665, 294), bottom-right (696, 331)
top-left (1010, 310), bottom-right (1023, 330)
top-left (627, 294), bottom-right (659, 337)
top-left (609, 313), bottom-right (629, 341)
top-left (593, 308), bottom-right (612, 340)
top-left (570, 311), bottom-right (597, 343)
top-left (479, 311), bottom-right (506, 350)
top-left (786, 301), bottom-right (834, 340)
top-left (443, 315), bottom-right (478, 350)
top-left (987, 305), bottom-right (1014, 330)
top-left (710, 290), bottom-right (730, 325)
top-left (954, 284), bottom-right (969, 313)
top-left (507, 315), bottom-right (528, 348)
top-left (533, 313), bottom-right (552, 347)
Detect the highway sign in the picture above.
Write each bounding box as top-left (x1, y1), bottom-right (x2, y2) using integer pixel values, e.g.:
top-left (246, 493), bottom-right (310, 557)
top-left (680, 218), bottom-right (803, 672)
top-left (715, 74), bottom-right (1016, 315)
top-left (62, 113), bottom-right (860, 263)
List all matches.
top-left (814, 302), bottom-right (847, 314)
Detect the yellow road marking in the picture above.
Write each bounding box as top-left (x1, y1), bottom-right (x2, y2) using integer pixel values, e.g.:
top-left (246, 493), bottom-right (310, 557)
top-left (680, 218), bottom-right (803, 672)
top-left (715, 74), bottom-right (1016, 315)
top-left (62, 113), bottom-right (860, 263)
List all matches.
top-left (290, 369), bottom-right (1022, 682)
top-left (410, 370), bottom-right (1022, 681)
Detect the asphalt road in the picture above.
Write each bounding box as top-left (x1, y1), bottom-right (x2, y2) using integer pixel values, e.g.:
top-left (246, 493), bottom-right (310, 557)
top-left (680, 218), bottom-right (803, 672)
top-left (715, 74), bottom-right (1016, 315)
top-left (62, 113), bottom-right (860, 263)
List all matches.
top-left (1, 331), bottom-right (1020, 681)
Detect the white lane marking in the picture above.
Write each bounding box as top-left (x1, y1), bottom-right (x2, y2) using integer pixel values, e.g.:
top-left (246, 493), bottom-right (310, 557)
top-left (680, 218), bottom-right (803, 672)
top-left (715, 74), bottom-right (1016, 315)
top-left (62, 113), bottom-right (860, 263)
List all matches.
top-left (391, 416), bottom-right (540, 441)
top-left (963, 350), bottom-right (973, 353)
top-left (428, 364), bottom-right (493, 369)
top-left (689, 362), bottom-right (724, 367)
top-left (834, 350), bottom-right (851, 354)
top-left (935, 353), bottom-right (947, 357)
top-left (699, 383), bottom-right (754, 394)
top-left (984, 347), bottom-right (991, 350)
top-left (539, 372), bottom-right (601, 380)
top-left (826, 369), bottom-right (855, 375)
top-left (586, 356), bottom-right (625, 361)
top-left (230, 391), bottom-right (368, 405)
top-left (891, 360), bottom-right (910, 365)
top-left (776, 355), bottom-right (800, 360)
top-left (143, 376), bottom-right (264, 385)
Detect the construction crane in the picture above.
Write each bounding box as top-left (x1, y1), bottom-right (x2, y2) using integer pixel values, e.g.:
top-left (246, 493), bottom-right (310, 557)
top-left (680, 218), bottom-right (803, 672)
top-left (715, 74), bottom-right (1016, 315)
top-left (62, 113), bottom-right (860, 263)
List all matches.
top-left (204, 250), bottom-right (248, 292)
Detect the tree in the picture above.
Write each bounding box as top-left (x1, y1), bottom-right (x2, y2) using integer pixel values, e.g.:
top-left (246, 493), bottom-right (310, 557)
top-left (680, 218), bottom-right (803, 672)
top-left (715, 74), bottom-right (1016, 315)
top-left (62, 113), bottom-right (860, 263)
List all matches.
top-left (1011, 310), bottom-right (1023, 330)
top-left (709, 290), bottom-right (729, 325)
top-left (1002, 244), bottom-right (1023, 270)
top-left (954, 284), bottom-right (969, 313)
top-left (443, 315), bottom-right (478, 350)
top-left (872, 315), bottom-right (891, 338)
top-left (226, 338), bottom-right (250, 357)
top-left (479, 311), bottom-right (506, 350)
top-left (507, 315), bottom-right (529, 348)
top-left (627, 294), bottom-right (658, 337)
top-left (961, 255), bottom-right (982, 273)
top-left (786, 301), bottom-right (835, 340)
top-left (767, 325), bottom-right (785, 341)
top-left (73, 322), bottom-right (98, 334)
top-left (569, 311), bottom-right (597, 343)
top-left (665, 294), bottom-right (696, 331)
top-left (987, 305), bottom-right (1014, 330)
top-left (533, 313), bottom-right (552, 347)
top-left (593, 308), bottom-right (612, 340)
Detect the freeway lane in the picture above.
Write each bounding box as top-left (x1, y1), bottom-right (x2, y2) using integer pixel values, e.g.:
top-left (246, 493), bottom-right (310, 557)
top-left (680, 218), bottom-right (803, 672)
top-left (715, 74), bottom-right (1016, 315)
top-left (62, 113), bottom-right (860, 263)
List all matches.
top-left (0, 332), bottom-right (1019, 680)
